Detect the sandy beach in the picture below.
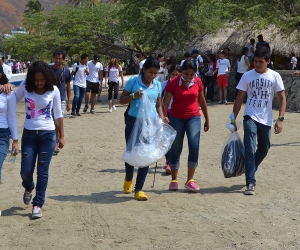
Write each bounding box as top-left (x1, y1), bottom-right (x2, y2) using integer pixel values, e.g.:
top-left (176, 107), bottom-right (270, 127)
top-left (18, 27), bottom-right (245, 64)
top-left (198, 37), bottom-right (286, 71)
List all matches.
top-left (0, 80), bottom-right (299, 250)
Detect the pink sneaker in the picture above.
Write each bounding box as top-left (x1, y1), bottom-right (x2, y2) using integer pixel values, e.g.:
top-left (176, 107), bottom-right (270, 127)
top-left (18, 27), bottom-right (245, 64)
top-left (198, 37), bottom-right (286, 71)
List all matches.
top-left (184, 179), bottom-right (200, 192)
top-left (169, 180), bottom-right (178, 191)
top-left (165, 163), bottom-right (171, 174)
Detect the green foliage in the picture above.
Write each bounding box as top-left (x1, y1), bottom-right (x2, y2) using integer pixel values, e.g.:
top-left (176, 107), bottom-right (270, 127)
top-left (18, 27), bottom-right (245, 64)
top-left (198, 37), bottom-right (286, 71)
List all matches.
top-left (24, 0), bottom-right (44, 15)
top-left (116, 0), bottom-right (224, 52)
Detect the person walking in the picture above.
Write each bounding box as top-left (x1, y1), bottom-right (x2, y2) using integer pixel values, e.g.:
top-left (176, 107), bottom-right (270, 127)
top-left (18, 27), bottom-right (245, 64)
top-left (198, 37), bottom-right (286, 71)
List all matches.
top-left (71, 54), bottom-right (89, 116)
top-left (0, 66), bottom-right (18, 183)
top-left (163, 59), bottom-right (209, 192)
top-left (107, 56), bottom-right (124, 113)
top-left (203, 53), bottom-right (217, 103)
top-left (51, 49), bottom-right (71, 155)
top-left (120, 57), bottom-right (165, 201)
top-left (231, 48), bottom-right (286, 195)
top-left (15, 61), bottom-right (65, 219)
top-left (83, 54), bottom-right (103, 114)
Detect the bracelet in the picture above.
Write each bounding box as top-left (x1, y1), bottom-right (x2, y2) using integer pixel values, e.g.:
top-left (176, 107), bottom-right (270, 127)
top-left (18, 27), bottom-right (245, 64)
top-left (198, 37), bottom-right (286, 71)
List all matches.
top-left (131, 93), bottom-right (136, 100)
top-left (230, 119), bottom-right (236, 123)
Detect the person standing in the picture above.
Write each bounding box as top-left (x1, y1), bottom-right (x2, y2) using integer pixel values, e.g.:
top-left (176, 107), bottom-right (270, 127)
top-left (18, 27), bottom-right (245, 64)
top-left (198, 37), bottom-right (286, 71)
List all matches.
top-left (15, 61), bottom-right (65, 219)
top-left (290, 52), bottom-right (297, 70)
top-left (234, 47), bottom-right (251, 99)
top-left (0, 66), bottom-right (18, 183)
top-left (83, 54), bottom-right (103, 114)
top-left (138, 53), bottom-right (147, 74)
top-left (163, 59), bottom-right (209, 192)
top-left (120, 57), bottom-right (164, 201)
top-left (107, 56), bottom-right (124, 113)
top-left (231, 48), bottom-right (286, 195)
top-left (191, 48), bottom-right (204, 78)
top-left (51, 49), bottom-right (71, 155)
top-left (212, 50), bottom-right (231, 104)
top-left (0, 57), bottom-right (12, 80)
top-left (203, 53), bottom-right (217, 103)
top-left (71, 54), bottom-right (89, 116)
top-left (248, 38), bottom-right (255, 64)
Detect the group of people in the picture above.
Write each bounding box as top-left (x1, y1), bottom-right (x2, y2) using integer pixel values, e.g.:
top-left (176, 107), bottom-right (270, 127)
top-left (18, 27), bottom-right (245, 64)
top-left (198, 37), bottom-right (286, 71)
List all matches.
top-left (0, 59), bottom-right (28, 77)
top-left (120, 47), bottom-right (286, 200)
top-left (0, 44), bottom-right (287, 219)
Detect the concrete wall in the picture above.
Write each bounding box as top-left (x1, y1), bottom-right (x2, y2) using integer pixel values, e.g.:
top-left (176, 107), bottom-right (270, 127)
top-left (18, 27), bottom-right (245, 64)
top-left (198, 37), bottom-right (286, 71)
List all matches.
top-left (221, 70), bottom-right (299, 111)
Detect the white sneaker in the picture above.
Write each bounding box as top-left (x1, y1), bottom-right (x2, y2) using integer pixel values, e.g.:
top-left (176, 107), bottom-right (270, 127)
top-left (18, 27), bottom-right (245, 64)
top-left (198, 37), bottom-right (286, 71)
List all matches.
top-left (112, 105), bottom-right (116, 111)
top-left (32, 206), bottom-right (42, 219)
top-left (107, 108), bottom-right (112, 113)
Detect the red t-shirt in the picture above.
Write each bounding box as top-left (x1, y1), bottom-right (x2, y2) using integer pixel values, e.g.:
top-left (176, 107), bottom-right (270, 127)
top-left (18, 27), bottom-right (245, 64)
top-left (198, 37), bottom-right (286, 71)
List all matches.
top-left (166, 74), bottom-right (204, 119)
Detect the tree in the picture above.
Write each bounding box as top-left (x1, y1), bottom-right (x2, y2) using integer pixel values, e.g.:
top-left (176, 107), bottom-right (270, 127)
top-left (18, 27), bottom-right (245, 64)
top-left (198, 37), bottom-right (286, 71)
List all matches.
top-left (68, 0), bottom-right (102, 7)
top-left (117, 0), bottom-right (223, 52)
top-left (24, 0), bottom-right (44, 15)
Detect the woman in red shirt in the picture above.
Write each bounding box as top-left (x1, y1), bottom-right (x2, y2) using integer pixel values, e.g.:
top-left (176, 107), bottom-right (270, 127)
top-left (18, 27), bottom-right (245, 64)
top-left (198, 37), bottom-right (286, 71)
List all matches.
top-left (163, 59), bottom-right (209, 192)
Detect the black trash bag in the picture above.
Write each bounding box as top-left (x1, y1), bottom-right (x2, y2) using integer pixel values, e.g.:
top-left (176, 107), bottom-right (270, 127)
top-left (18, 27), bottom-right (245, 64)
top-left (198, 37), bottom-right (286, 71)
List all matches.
top-left (221, 123), bottom-right (245, 178)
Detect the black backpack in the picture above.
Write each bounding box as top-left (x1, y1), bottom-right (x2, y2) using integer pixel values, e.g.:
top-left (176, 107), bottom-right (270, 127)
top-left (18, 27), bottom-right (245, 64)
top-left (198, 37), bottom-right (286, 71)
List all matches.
top-left (73, 61), bottom-right (80, 77)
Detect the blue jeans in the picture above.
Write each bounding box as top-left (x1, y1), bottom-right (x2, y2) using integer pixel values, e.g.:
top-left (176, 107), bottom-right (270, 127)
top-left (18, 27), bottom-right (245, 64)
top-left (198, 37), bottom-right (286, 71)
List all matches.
top-left (20, 129), bottom-right (56, 208)
top-left (0, 128), bottom-right (10, 183)
top-left (169, 116), bottom-right (201, 170)
top-left (72, 85), bottom-right (86, 113)
top-left (125, 115), bottom-right (149, 192)
top-left (243, 116), bottom-right (271, 186)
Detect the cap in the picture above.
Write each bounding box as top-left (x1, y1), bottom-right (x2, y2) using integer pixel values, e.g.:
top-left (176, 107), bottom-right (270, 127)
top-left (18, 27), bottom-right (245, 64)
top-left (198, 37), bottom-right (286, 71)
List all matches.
top-left (93, 54), bottom-right (100, 61)
top-left (205, 50), bottom-right (212, 55)
top-left (191, 48), bottom-right (199, 54)
top-left (220, 50), bottom-right (226, 54)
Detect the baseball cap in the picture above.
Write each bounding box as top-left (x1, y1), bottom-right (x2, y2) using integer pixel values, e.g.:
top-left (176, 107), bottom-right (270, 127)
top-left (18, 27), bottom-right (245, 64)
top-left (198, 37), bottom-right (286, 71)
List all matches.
top-left (205, 50), bottom-right (212, 55)
top-left (93, 54), bottom-right (100, 61)
top-left (191, 48), bottom-right (199, 54)
top-left (220, 50), bottom-right (226, 54)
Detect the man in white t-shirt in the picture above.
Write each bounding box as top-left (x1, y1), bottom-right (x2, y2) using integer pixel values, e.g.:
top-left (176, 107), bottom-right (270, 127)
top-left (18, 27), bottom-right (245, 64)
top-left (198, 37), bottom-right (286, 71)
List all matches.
top-left (290, 52), bottom-right (297, 70)
top-left (83, 54), bottom-right (103, 114)
top-left (231, 47), bottom-right (286, 195)
top-left (0, 57), bottom-right (12, 80)
top-left (191, 48), bottom-right (204, 78)
top-left (180, 52), bottom-right (191, 68)
top-left (139, 53), bottom-right (147, 74)
top-left (71, 53), bottom-right (89, 116)
top-left (212, 50), bottom-right (231, 104)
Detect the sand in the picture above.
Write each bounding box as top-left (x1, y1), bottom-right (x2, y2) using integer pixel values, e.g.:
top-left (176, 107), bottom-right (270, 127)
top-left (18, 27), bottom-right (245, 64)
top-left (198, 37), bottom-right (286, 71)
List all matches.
top-left (0, 81), bottom-right (299, 250)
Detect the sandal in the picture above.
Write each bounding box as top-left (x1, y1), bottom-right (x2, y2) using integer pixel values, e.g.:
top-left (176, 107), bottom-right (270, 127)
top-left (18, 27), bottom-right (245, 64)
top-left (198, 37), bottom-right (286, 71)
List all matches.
top-left (134, 191), bottom-right (148, 201)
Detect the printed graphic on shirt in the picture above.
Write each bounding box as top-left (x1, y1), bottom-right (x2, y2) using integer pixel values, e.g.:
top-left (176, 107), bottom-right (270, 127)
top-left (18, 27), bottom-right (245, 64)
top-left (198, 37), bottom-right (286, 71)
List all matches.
top-left (246, 78), bottom-right (273, 109)
top-left (25, 98), bottom-right (52, 119)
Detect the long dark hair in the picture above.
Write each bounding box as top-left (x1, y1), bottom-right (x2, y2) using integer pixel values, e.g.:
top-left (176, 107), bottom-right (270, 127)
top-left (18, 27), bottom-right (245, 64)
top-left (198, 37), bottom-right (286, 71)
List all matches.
top-left (140, 57), bottom-right (160, 75)
top-left (25, 61), bottom-right (56, 92)
top-left (0, 66), bottom-right (8, 85)
top-left (181, 59), bottom-right (197, 72)
top-left (238, 47), bottom-right (249, 61)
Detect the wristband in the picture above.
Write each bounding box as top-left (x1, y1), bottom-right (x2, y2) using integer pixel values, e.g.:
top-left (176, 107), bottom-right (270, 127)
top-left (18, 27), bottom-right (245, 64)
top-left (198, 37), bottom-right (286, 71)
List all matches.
top-left (231, 119), bottom-right (236, 123)
top-left (131, 93), bottom-right (136, 100)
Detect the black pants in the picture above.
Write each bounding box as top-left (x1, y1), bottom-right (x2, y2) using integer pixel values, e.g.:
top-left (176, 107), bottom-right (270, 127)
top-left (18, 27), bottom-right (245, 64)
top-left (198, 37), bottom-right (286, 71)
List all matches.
top-left (108, 81), bottom-right (119, 100)
top-left (204, 75), bottom-right (215, 101)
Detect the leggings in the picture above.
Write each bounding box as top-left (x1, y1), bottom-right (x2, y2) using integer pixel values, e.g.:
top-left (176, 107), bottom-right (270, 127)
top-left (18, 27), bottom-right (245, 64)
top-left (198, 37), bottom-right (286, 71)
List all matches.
top-left (108, 81), bottom-right (119, 100)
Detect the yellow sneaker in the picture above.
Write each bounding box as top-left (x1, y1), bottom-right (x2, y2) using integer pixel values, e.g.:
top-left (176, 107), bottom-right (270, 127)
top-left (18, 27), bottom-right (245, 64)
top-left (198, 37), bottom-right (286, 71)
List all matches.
top-left (134, 191), bottom-right (148, 201)
top-left (123, 179), bottom-right (133, 194)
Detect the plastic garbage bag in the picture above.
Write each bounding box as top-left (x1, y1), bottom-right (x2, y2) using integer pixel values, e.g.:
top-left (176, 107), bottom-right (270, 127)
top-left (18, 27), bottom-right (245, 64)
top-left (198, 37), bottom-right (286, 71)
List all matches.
top-left (122, 89), bottom-right (177, 167)
top-left (221, 122), bottom-right (245, 178)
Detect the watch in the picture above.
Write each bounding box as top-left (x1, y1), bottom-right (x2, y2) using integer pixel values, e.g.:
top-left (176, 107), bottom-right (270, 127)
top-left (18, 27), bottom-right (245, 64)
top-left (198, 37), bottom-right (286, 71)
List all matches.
top-left (278, 116), bottom-right (284, 122)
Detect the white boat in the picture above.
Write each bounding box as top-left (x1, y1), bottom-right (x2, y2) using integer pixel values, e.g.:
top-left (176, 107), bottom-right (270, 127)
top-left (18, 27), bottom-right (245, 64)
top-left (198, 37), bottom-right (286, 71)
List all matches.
top-left (10, 73), bottom-right (26, 86)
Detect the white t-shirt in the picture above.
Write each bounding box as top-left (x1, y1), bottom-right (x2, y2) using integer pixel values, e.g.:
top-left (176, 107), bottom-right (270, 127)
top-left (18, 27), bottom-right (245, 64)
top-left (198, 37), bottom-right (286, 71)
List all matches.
top-left (195, 55), bottom-right (203, 74)
top-left (2, 64), bottom-right (12, 79)
top-left (15, 81), bottom-right (62, 130)
top-left (290, 57), bottom-right (297, 69)
top-left (0, 92), bottom-right (18, 140)
top-left (161, 80), bottom-right (173, 110)
top-left (86, 61), bottom-right (103, 83)
top-left (248, 44), bottom-right (254, 57)
top-left (139, 59), bottom-right (146, 69)
top-left (237, 69), bottom-right (285, 126)
top-left (237, 56), bottom-right (249, 74)
top-left (72, 62), bottom-right (89, 88)
top-left (216, 59), bottom-right (230, 76)
top-left (108, 65), bottom-right (122, 83)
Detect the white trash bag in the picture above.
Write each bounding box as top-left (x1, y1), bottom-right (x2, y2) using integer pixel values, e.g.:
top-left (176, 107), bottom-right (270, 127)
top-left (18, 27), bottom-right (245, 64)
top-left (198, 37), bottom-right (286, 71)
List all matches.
top-left (122, 90), bottom-right (177, 167)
